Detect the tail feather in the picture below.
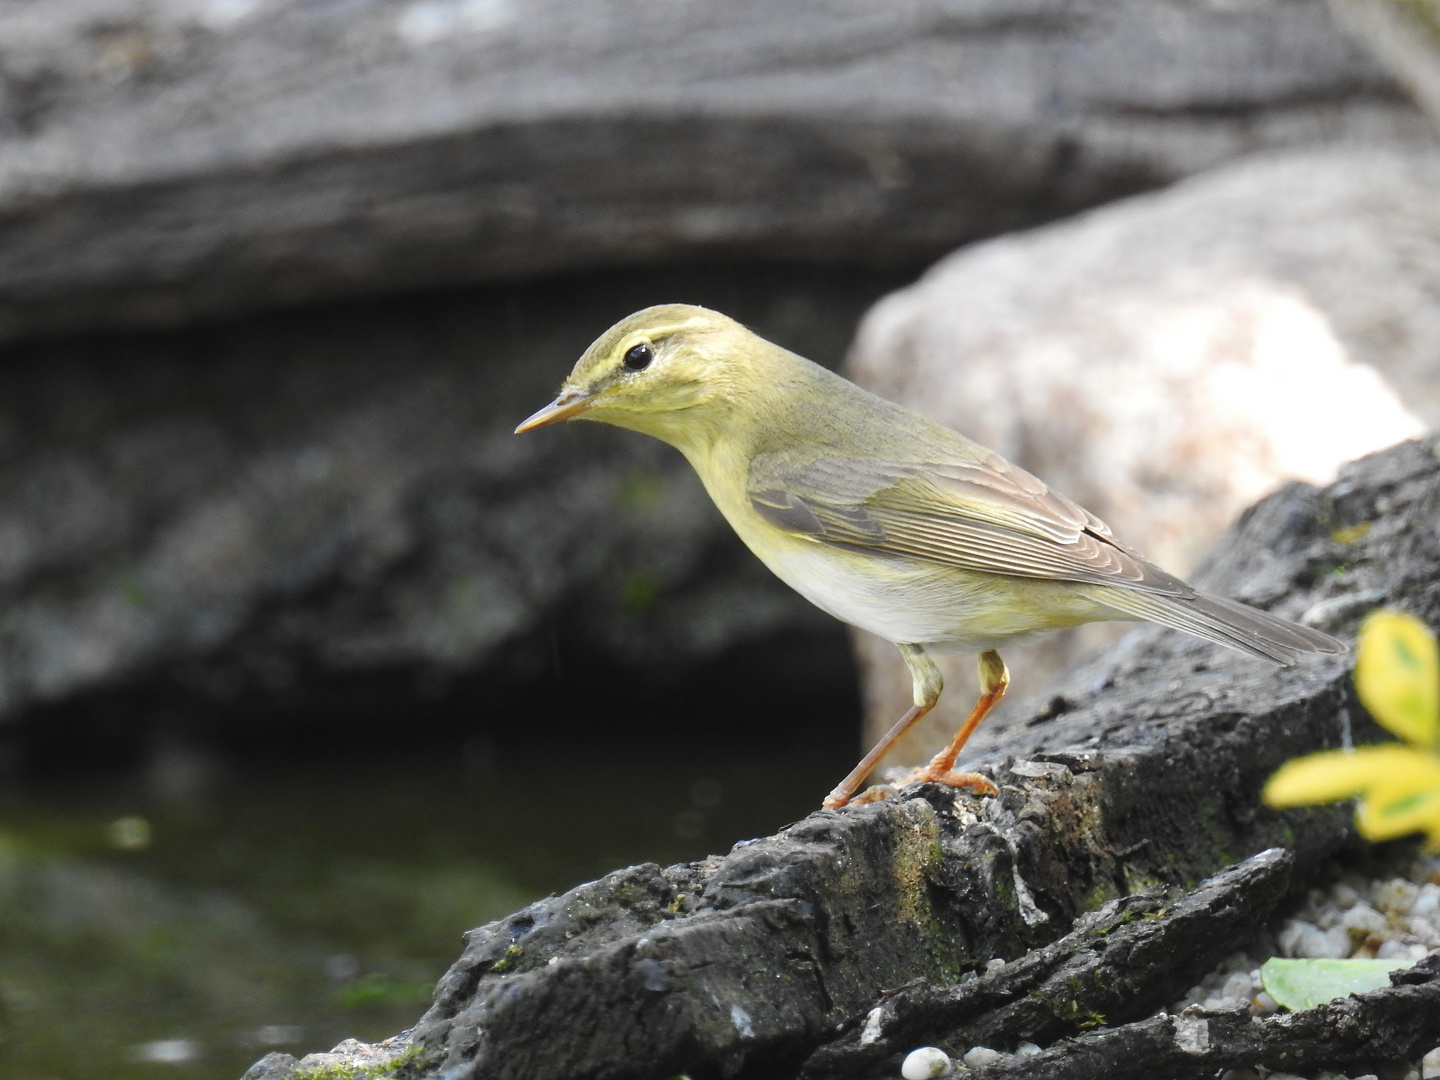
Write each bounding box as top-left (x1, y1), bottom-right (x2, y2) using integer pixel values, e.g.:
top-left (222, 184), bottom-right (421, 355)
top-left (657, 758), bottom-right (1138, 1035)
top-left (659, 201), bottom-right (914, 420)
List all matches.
top-left (1095, 587), bottom-right (1346, 667)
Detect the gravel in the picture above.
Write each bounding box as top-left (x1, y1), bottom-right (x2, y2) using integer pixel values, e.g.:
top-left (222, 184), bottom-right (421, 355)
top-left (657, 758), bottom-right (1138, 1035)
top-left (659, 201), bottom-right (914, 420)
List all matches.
top-left (900, 849), bottom-right (1440, 1078)
top-left (1173, 849), bottom-right (1440, 1080)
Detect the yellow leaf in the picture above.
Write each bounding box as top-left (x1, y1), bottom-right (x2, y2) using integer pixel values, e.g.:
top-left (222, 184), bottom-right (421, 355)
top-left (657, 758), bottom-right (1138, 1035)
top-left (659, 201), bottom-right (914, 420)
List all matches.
top-left (1356, 782), bottom-right (1440, 845)
top-left (1355, 610), bottom-right (1439, 745)
top-left (1262, 745), bottom-right (1427, 806)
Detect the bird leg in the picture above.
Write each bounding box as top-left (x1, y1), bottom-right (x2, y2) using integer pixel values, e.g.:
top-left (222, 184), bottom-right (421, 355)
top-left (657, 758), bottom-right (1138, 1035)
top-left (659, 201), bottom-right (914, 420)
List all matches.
top-left (906, 649), bottom-right (1007, 796)
top-left (823, 643), bottom-right (943, 808)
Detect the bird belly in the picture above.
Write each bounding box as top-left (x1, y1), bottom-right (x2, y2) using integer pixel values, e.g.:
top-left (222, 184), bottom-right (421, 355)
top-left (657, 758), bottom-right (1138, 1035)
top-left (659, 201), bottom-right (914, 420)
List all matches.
top-left (757, 539), bottom-right (1122, 651)
top-left (691, 450), bottom-right (1126, 651)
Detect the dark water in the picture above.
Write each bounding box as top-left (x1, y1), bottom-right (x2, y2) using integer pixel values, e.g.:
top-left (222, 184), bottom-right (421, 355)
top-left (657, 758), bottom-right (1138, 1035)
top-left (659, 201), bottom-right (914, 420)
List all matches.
top-left (0, 736), bottom-right (854, 1080)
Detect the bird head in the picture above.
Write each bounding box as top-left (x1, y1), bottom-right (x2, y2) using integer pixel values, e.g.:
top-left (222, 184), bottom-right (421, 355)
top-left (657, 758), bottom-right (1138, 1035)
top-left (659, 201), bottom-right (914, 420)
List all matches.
top-left (515, 304), bottom-right (749, 450)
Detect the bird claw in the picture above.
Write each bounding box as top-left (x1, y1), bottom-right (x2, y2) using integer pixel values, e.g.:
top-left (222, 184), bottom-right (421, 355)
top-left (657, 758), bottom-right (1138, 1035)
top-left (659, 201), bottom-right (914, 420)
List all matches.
top-left (903, 767), bottom-right (999, 797)
top-left (823, 783), bottom-right (898, 808)
top-left (850, 784), bottom-right (898, 805)
top-left (822, 770), bottom-right (996, 810)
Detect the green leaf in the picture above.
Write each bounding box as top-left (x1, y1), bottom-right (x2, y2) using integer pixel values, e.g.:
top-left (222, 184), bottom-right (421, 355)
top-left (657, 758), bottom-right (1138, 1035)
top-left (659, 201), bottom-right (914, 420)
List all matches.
top-left (1260, 957), bottom-right (1408, 1011)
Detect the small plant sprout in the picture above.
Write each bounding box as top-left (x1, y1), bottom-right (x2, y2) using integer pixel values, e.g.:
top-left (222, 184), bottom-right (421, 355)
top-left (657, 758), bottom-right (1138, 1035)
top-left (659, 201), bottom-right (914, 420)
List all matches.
top-left (1264, 609), bottom-right (1440, 849)
top-left (1259, 956), bottom-right (1407, 1011)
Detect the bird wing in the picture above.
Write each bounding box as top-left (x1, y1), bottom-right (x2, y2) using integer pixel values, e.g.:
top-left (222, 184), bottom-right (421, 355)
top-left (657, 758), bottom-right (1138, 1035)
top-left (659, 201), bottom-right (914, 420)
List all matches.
top-left (746, 449), bottom-right (1190, 596)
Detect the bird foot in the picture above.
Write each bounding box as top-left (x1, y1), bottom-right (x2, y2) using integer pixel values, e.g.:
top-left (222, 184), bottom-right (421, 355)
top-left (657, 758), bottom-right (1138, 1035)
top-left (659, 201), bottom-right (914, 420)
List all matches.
top-left (822, 783), bottom-right (891, 809)
top-left (849, 784), bottom-right (898, 805)
top-left (902, 766), bottom-right (999, 797)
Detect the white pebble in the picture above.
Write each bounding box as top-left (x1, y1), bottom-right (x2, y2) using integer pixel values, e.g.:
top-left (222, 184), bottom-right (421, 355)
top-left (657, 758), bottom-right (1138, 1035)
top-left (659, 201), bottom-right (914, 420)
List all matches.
top-left (1217, 950), bottom-right (1252, 973)
top-left (963, 1046), bottom-right (1005, 1068)
top-left (1406, 915), bottom-right (1440, 945)
top-left (858, 1006), bottom-right (885, 1047)
top-left (1341, 903), bottom-right (1388, 935)
top-left (1219, 971), bottom-right (1258, 1002)
top-left (1278, 919), bottom-right (1350, 959)
top-left (1276, 919), bottom-right (1307, 955)
top-left (901, 1046), bottom-right (954, 1079)
top-left (1014, 1041), bottom-right (1042, 1056)
top-left (1412, 883), bottom-right (1440, 919)
top-left (1376, 939), bottom-right (1429, 962)
top-left (1330, 882), bottom-right (1362, 909)
top-left (1424, 1045), bottom-right (1440, 1079)
top-left (1321, 925), bottom-right (1353, 958)
top-left (1376, 878), bottom-right (1421, 915)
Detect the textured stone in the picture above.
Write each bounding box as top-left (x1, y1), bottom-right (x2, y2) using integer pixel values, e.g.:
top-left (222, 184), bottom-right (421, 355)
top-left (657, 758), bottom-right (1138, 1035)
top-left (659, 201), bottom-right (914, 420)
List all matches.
top-left (240, 1038), bottom-right (410, 1080)
top-left (844, 143), bottom-right (1437, 766)
top-left (0, 0), bottom-right (1426, 339)
top-left (952, 955), bottom-right (1440, 1080)
top-left (243, 435), bottom-right (1440, 1080)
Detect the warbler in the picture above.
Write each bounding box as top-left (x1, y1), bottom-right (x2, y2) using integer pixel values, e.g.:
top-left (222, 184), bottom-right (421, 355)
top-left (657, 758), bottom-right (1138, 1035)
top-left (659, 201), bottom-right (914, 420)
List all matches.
top-left (516, 305), bottom-right (1345, 808)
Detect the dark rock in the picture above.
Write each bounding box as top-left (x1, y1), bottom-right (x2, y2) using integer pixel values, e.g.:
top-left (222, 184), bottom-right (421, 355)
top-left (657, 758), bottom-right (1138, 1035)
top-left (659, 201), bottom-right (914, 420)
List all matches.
top-left (247, 436), bottom-right (1440, 1080)
top-left (798, 848), bottom-right (1296, 1077)
top-left (240, 1052), bottom-right (298, 1080)
top-left (0, 265), bottom-right (891, 735)
top-left (956, 953), bottom-right (1440, 1080)
top-left (0, 0), bottom-right (1427, 339)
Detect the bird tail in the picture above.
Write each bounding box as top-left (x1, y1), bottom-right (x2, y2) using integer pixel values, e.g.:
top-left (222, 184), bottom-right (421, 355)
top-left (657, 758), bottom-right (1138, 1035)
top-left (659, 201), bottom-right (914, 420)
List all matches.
top-left (1092, 587), bottom-right (1347, 667)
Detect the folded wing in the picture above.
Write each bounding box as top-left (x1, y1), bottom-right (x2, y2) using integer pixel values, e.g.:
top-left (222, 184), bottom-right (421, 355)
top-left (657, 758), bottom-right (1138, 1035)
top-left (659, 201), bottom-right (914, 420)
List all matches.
top-left (746, 448), bottom-right (1344, 664)
top-left (747, 449), bottom-right (1189, 596)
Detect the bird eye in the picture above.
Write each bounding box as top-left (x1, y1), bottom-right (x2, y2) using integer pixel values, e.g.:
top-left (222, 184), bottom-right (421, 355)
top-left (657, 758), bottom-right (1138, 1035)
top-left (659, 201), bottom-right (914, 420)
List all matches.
top-left (623, 343), bottom-right (653, 371)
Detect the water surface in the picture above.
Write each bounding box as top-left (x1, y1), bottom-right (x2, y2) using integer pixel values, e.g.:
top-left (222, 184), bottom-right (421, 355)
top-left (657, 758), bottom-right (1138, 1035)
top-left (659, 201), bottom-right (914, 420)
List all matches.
top-left (0, 744), bottom-right (851, 1080)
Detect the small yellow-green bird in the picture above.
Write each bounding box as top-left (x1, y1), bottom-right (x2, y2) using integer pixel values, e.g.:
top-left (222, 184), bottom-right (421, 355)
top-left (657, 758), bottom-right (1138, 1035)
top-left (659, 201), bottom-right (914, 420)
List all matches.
top-left (516, 305), bottom-right (1345, 808)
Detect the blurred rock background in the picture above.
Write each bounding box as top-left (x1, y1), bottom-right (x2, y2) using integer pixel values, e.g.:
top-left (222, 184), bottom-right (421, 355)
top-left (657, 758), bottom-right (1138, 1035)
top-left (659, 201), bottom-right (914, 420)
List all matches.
top-left (1, 0), bottom-right (1439, 1076)
top-left (2, 0), bottom-right (1425, 338)
top-left (0, 0), bottom-right (1433, 758)
top-left (847, 143), bottom-right (1437, 764)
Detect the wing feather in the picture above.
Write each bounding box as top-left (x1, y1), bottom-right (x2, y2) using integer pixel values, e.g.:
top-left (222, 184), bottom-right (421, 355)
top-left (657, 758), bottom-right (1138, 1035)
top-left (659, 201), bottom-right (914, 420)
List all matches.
top-left (746, 450), bottom-right (1188, 596)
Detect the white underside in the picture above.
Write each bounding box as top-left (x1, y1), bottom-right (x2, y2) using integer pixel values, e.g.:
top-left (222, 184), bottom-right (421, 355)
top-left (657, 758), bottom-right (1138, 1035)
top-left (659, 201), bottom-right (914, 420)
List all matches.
top-left (759, 535), bottom-right (1127, 652)
top-left (690, 445), bottom-right (1132, 653)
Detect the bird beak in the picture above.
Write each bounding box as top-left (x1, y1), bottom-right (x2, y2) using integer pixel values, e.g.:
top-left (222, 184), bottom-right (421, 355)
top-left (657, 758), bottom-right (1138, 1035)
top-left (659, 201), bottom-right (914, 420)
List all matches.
top-left (515, 388), bottom-right (595, 433)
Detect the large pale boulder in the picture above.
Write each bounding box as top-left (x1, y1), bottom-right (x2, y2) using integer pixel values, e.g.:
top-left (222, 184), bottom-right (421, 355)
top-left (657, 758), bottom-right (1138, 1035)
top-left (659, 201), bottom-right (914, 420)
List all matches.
top-left (844, 143), bottom-right (1435, 765)
top-left (0, 0), bottom-right (1426, 339)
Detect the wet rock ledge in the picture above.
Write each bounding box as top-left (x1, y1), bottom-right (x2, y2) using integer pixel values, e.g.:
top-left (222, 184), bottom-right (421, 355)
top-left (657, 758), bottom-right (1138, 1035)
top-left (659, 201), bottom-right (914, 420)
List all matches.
top-left (246, 437), bottom-right (1440, 1079)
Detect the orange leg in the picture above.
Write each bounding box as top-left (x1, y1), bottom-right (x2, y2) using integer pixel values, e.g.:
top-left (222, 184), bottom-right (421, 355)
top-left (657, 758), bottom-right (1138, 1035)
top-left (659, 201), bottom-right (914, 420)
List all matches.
top-left (823, 643), bottom-right (940, 808)
top-left (905, 649), bottom-right (1008, 795)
